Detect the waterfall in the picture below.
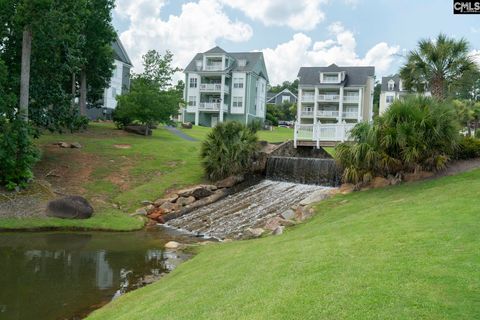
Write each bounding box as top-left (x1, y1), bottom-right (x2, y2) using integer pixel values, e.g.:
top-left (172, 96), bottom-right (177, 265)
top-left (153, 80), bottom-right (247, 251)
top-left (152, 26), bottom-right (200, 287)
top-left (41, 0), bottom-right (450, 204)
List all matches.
top-left (265, 156), bottom-right (340, 186)
top-left (166, 180), bottom-right (330, 239)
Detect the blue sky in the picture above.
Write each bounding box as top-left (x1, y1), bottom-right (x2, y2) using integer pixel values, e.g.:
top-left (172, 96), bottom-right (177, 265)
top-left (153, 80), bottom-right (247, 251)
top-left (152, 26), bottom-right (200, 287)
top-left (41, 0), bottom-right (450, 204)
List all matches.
top-left (113, 0), bottom-right (480, 85)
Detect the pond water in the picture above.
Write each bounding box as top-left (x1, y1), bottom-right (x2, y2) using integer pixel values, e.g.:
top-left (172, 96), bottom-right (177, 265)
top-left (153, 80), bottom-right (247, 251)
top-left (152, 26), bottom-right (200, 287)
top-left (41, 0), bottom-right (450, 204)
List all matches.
top-left (0, 227), bottom-right (201, 320)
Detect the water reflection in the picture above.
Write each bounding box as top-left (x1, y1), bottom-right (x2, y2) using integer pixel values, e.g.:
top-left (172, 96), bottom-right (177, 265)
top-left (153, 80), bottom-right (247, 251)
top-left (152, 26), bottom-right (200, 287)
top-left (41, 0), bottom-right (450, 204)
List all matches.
top-left (0, 228), bottom-right (199, 320)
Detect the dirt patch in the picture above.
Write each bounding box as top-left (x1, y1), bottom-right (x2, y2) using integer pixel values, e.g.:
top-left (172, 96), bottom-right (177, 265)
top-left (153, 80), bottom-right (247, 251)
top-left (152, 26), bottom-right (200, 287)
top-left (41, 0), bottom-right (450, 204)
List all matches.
top-left (436, 158), bottom-right (480, 177)
top-left (105, 156), bottom-right (135, 192)
top-left (34, 145), bottom-right (100, 196)
top-left (113, 144), bottom-right (132, 149)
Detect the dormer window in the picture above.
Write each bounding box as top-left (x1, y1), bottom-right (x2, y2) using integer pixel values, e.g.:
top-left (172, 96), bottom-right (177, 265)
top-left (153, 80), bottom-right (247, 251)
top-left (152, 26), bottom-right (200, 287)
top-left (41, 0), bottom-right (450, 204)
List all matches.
top-left (321, 72), bottom-right (340, 84)
top-left (388, 80), bottom-right (395, 91)
top-left (238, 59), bottom-right (246, 67)
top-left (195, 60), bottom-right (202, 70)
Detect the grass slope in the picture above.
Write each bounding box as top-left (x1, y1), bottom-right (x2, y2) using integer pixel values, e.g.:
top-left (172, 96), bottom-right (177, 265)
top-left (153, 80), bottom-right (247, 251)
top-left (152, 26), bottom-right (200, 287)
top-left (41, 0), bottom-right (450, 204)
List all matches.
top-left (180, 125), bottom-right (294, 143)
top-left (0, 123), bottom-right (205, 231)
top-left (89, 169), bottom-right (480, 319)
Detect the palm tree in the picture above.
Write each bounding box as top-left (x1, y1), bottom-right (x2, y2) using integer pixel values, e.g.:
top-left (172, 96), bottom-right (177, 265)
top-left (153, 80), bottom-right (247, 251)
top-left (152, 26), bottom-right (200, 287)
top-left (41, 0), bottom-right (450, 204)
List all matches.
top-left (400, 34), bottom-right (478, 99)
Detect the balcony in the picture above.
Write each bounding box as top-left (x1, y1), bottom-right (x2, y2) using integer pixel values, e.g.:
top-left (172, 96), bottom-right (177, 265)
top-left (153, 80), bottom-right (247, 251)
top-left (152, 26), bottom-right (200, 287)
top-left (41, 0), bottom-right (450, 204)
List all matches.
top-left (343, 95), bottom-right (359, 103)
top-left (317, 110), bottom-right (339, 118)
top-left (343, 111), bottom-right (358, 119)
top-left (318, 94), bottom-right (340, 102)
top-left (302, 94), bottom-right (315, 103)
top-left (199, 83), bottom-right (229, 94)
top-left (198, 102), bottom-right (227, 112)
top-left (204, 63), bottom-right (224, 71)
top-left (300, 110), bottom-right (314, 117)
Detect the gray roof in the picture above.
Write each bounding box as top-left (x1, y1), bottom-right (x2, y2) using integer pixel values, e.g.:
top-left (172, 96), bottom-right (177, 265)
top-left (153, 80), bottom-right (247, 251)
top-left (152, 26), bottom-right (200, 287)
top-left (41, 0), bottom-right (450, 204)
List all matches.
top-left (381, 74), bottom-right (402, 92)
top-left (113, 36), bottom-right (133, 66)
top-left (297, 64), bottom-right (374, 86)
top-left (184, 47), bottom-right (267, 80)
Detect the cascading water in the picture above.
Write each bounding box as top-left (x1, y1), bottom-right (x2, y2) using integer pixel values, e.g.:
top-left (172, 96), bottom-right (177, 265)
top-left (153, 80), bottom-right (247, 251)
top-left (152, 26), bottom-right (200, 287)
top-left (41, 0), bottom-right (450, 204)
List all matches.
top-left (266, 156), bottom-right (340, 186)
top-left (166, 180), bottom-right (330, 239)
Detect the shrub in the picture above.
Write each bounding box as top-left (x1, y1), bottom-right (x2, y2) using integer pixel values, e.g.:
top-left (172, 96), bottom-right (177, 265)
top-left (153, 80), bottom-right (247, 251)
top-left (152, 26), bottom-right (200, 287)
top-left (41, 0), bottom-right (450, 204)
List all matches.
top-left (454, 136), bottom-right (480, 159)
top-left (475, 130), bottom-right (480, 139)
top-left (335, 96), bottom-right (460, 184)
top-left (0, 117), bottom-right (40, 190)
top-left (201, 121), bottom-right (258, 181)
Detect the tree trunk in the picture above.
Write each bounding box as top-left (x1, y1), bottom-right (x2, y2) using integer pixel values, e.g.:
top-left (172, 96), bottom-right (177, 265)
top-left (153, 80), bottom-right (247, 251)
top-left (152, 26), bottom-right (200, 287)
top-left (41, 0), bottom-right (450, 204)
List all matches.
top-left (431, 77), bottom-right (444, 100)
top-left (71, 73), bottom-right (76, 107)
top-left (19, 28), bottom-right (32, 121)
top-left (79, 69), bottom-right (87, 116)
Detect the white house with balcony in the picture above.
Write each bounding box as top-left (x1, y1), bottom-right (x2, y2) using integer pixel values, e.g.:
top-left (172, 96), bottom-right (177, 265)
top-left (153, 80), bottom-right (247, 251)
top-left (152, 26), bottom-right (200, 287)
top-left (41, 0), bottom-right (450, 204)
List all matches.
top-left (182, 46), bottom-right (269, 127)
top-left (294, 64), bottom-right (375, 148)
top-left (379, 74), bottom-right (431, 114)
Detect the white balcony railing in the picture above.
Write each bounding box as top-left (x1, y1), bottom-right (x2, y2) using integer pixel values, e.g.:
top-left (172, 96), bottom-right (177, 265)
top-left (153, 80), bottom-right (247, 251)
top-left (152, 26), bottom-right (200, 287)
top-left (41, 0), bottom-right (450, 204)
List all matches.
top-left (301, 110), bottom-right (314, 117)
top-left (294, 122), bottom-right (356, 148)
top-left (199, 83), bottom-right (229, 94)
top-left (342, 111), bottom-right (358, 119)
top-left (317, 110), bottom-right (339, 117)
top-left (198, 102), bottom-right (227, 112)
top-left (318, 94), bottom-right (340, 102)
top-left (204, 64), bottom-right (224, 71)
top-left (301, 94), bottom-right (315, 103)
top-left (343, 95), bottom-right (359, 103)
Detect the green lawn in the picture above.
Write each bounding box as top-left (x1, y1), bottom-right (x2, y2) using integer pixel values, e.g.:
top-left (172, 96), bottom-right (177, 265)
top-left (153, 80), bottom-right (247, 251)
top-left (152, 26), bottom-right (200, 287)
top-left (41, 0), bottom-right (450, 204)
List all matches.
top-left (0, 123), bottom-right (205, 231)
top-left (89, 169), bottom-right (480, 319)
top-left (180, 125), bottom-right (294, 143)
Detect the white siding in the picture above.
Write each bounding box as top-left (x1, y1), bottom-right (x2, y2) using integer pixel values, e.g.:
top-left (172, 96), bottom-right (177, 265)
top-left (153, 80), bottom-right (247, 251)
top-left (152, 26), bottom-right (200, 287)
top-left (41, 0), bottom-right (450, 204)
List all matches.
top-left (186, 73), bottom-right (199, 113)
top-left (256, 77), bottom-right (266, 118)
top-left (231, 72), bottom-right (245, 114)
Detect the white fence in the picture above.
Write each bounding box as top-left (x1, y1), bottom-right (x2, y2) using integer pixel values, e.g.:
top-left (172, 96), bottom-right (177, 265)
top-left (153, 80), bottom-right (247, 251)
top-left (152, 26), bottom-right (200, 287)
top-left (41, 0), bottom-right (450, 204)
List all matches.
top-left (199, 103), bottom-right (227, 111)
top-left (294, 122), bottom-right (356, 148)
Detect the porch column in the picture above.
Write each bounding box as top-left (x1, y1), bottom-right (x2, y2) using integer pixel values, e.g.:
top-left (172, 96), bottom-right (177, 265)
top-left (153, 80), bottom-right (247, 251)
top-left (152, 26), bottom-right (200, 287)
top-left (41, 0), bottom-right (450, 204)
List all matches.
top-left (313, 87), bottom-right (318, 124)
top-left (195, 108), bottom-right (199, 126)
top-left (220, 74), bottom-right (225, 123)
top-left (297, 88), bottom-right (302, 122)
top-left (338, 87), bottom-right (344, 123)
top-left (357, 88), bottom-right (363, 122)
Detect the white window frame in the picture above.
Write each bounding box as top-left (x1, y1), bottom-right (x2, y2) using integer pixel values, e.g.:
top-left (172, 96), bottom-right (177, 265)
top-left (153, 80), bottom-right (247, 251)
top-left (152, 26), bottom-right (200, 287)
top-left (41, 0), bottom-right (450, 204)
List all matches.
top-left (232, 96), bottom-right (243, 108)
top-left (386, 95), bottom-right (394, 104)
top-left (189, 77), bottom-right (198, 88)
top-left (388, 80), bottom-right (395, 91)
top-left (281, 95), bottom-right (291, 103)
top-left (188, 96), bottom-right (197, 106)
top-left (233, 78), bottom-right (244, 89)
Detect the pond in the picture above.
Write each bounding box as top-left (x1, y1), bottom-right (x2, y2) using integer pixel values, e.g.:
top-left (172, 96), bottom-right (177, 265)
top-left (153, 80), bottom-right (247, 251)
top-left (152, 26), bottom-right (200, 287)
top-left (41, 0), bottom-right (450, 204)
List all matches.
top-left (0, 227), bottom-right (201, 320)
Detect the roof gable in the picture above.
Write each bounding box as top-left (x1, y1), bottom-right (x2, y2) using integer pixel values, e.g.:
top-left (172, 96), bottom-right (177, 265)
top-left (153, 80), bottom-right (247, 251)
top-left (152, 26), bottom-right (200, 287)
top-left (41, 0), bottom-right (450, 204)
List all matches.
top-left (298, 65), bottom-right (374, 86)
top-left (113, 36), bottom-right (133, 66)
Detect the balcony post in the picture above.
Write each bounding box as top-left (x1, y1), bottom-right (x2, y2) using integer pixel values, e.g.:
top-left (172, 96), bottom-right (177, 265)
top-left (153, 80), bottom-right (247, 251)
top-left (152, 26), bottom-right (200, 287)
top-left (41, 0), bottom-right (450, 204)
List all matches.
top-left (195, 108), bottom-right (199, 126)
top-left (297, 88), bottom-right (302, 121)
top-left (357, 88), bottom-right (362, 122)
top-left (219, 74), bottom-right (225, 123)
top-left (294, 122), bottom-right (298, 148)
top-left (313, 87), bottom-right (318, 124)
top-left (339, 87), bottom-right (344, 123)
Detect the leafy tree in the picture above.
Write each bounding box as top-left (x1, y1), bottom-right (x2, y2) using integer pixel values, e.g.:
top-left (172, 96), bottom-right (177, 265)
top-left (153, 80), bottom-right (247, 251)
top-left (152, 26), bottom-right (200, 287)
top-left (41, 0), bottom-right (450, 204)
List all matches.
top-left (400, 34), bottom-right (478, 99)
top-left (114, 50), bottom-right (182, 134)
top-left (450, 69), bottom-right (480, 100)
top-left (335, 96), bottom-right (459, 184)
top-left (201, 121), bottom-right (258, 181)
top-left (269, 79), bottom-right (299, 94)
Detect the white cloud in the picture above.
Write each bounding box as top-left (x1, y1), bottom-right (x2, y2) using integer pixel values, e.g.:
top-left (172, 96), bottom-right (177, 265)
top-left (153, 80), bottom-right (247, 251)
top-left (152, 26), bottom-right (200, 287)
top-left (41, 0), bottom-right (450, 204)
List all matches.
top-left (471, 27), bottom-right (480, 34)
top-left (220, 0), bottom-right (327, 31)
top-left (470, 49), bottom-right (480, 66)
top-left (261, 22), bottom-right (400, 85)
top-left (116, 0), bottom-right (253, 75)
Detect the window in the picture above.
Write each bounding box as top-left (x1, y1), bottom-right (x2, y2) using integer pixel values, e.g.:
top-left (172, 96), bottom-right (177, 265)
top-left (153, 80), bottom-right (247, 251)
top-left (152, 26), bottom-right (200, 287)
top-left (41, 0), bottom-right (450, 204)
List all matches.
top-left (189, 77), bottom-right (198, 88)
top-left (232, 96), bottom-right (243, 108)
top-left (233, 78), bottom-right (244, 89)
top-left (386, 95), bottom-right (394, 103)
top-left (111, 88), bottom-right (117, 98)
top-left (322, 73), bottom-right (339, 83)
top-left (238, 59), bottom-right (246, 67)
top-left (388, 80), bottom-right (395, 91)
top-left (282, 95), bottom-right (291, 103)
top-left (188, 96), bottom-right (197, 106)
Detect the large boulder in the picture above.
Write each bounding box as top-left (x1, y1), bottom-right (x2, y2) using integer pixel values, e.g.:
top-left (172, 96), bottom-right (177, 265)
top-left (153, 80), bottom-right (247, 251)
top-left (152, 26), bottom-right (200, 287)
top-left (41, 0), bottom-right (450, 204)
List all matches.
top-left (215, 175), bottom-right (244, 188)
top-left (124, 125), bottom-right (152, 136)
top-left (46, 196), bottom-right (93, 219)
top-left (177, 185), bottom-right (216, 199)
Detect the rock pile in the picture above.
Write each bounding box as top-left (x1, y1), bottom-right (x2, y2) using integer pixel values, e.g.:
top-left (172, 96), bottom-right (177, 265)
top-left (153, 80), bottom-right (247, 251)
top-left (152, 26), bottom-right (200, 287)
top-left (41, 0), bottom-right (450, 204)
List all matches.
top-left (137, 175), bottom-right (245, 224)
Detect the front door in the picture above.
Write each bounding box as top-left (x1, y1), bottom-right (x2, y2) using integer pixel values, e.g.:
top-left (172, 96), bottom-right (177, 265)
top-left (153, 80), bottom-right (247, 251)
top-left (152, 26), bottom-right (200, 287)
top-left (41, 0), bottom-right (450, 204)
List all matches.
top-left (211, 116), bottom-right (218, 127)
